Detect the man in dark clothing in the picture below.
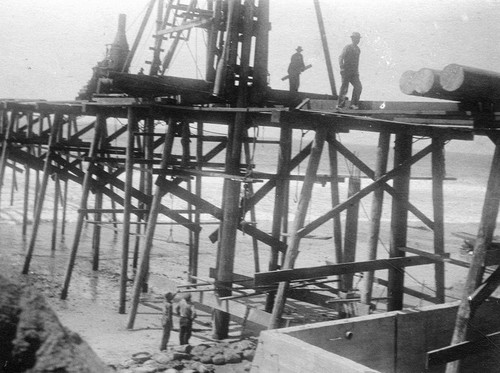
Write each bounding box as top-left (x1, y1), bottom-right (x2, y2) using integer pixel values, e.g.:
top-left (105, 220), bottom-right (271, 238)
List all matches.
top-left (337, 32), bottom-right (362, 110)
top-left (160, 292), bottom-right (175, 350)
top-left (287, 46), bottom-right (306, 107)
top-left (175, 293), bottom-right (197, 345)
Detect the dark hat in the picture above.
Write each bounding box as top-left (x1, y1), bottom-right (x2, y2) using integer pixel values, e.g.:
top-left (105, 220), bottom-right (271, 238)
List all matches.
top-left (296, 46), bottom-right (303, 52)
top-left (351, 32), bottom-right (361, 39)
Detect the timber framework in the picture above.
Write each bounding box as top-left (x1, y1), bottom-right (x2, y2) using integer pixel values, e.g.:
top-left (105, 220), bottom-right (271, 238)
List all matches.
top-left (2, 1), bottom-right (500, 371)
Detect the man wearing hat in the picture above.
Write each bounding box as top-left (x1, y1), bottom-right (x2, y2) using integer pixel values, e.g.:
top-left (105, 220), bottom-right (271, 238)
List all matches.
top-left (287, 46), bottom-right (306, 107)
top-left (337, 32), bottom-right (362, 109)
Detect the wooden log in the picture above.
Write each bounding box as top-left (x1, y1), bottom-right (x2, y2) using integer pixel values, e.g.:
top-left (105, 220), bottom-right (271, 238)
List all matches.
top-left (400, 68), bottom-right (461, 101)
top-left (440, 63), bottom-right (500, 102)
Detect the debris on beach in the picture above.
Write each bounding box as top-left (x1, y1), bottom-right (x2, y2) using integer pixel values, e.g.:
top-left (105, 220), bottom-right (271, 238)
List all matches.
top-left (114, 338), bottom-right (257, 373)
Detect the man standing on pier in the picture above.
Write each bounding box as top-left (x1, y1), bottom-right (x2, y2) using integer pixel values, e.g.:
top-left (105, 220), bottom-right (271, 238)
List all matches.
top-left (337, 32), bottom-right (363, 110)
top-left (287, 46), bottom-right (306, 108)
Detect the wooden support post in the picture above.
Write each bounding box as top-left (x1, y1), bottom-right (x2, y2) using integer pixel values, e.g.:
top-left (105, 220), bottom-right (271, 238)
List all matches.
top-left (133, 134), bottom-right (144, 275)
top-left (432, 137), bottom-right (446, 303)
top-left (446, 140), bottom-right (500, 373)
top-left (10, 114), bottom-right (19, 207)
top-left (243, 131), bottom-right (261, 273)
top-left (22, 113), bottom-right (34, 237)
top-left (361, 132), bottom-right (390, 304)
top-left (119, 107), bottom-right (137, 314)
top-left (92, 124), bottom-right (107, 270)
top-left (313, 0), bottom-right (337, 97)
top-left (192, 121), bottom-right (203, 282)
top-left (326, 131), bottom-right (343, 267)
top-left (127, 118), bottom-right (176, 329)
top-left (265, 123), bottom-right (292, 312)
top-left (60, 114), bottom-right (106, 299)
top-left (269, 126), bottom-right (327, 329)
top-left (51, 114), bottom-right (63, 251)
top-left (0, 111), bottom-right (15, 210)
top-left (61, 115), bottom-right (74, 238)
top-left (251, 0), bottom-right (269, 105)
top-left (388, 134), bottom-right (412, 311)
top-left (22, 113), bottom-right (62, 274)
top-left (342, 168), bottom-right (361, 291)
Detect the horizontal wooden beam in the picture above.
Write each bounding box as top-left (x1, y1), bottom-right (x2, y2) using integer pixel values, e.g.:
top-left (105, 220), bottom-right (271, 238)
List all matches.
top-left (427, 331), bottom-right (500, 367)
top-left (254, 256), bottom-right (435, 286)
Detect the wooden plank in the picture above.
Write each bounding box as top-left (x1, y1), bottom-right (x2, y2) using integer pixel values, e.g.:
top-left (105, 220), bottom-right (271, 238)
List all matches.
top-left (191, 290), bottom-right (272, 331)
top-left (255, 256), bottom-right (435, 286)
top-left (427, 331), bottom-right (500, 367)
top-left (468, 266), bottom-right (500, 309)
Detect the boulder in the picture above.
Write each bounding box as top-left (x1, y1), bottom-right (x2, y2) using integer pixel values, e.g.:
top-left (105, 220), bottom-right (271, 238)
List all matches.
top-left (224, 350), bottom-right (242, 364)
top-left (211, 354), bottom-right (226, 365)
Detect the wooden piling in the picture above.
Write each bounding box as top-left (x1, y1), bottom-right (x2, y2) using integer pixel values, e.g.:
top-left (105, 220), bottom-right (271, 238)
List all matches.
top-left (119, 107), bottom-right (137, 314)
top-left (387, 134), bottom-right (412, 311)
top-left (51, 114), bottom-right (63, 251)
top-left (446, 140), bottom-right (500, 373)
top-left (342, 168), bottom-right (361, 291)
top-left (22, 113), bottom-right (34, 237)
top-left (361, 132), bottom-right (390, 304)
top-left (432, 137), bottom-right (446, 302)
top-left (327, 131), bottom-right (343, 267)
top-left (269, 126), bottom-right (327, 329)
top-left (60, 113), bottom-right (106, 299)
top-left (23, 113), bottom-right (62, 274)
top-left (127, 118), bottom-right (176, 329)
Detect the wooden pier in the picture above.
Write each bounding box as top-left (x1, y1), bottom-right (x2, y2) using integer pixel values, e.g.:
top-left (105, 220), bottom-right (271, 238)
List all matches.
top-left (2, 1), bottom-right (500, 371)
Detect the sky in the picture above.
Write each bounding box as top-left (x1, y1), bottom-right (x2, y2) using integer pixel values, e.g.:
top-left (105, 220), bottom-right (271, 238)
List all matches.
top-left (0, 0), bottom-right (499, 152)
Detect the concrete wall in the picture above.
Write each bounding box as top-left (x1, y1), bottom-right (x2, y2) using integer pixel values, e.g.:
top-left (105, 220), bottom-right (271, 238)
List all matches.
top-left (252, 300), bottom-right (500, 373)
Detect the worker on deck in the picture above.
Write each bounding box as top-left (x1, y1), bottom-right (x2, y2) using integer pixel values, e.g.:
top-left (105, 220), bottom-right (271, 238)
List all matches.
top-left (337, 32), bottom-right (363, 110)
top-left (287, 46), bottom-right (306, 108)
top-left (175, 293), bottom-right (197, 345)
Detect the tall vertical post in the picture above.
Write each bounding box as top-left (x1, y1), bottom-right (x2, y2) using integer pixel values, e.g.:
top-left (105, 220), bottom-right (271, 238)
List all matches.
top-left (252, 0), bottom-right (270, 105)
top-left (119, 107), bottom-right (136, 314)
top-left (446, 140), bottom-right (500, 373)
top-left (327, 131), bottom-right (343, 266)
top-left (149, 0), bottom-right (165, 76)
top-left (0, 111), bottom-right (15, 210)
top-left (269, 126), bottom-right (327, 329)
top-left (22, 113), bottom-right (34, 237)
top-left (387, 134), bottom-right (412, 311)
top-left (51, 113), bottom-right (63, 251)
top-left (342, 168), bottom-right (361, 290)
top-left (127, 119), bottom-right (176, 329)
top-left (432, 137), bottom-right (446, 303)
top-left (23, 113), bottom-right (62, 274)
top-left (192, 121), bottom-right (204, 282)
top-left (213, 0), bottom-right (249, 339)
top-left (265, 124), bottom-right (292, 312)
top-left (361, 132), bottom-right (390, 304)
top-left (60, 113), bottom-right (106, 299)
top-left (313, 0), bottom-right (337, 97)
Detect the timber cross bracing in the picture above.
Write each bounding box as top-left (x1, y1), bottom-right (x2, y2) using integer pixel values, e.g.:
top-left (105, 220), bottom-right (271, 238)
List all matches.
top-left (3, 97), bottom-right (500, 368)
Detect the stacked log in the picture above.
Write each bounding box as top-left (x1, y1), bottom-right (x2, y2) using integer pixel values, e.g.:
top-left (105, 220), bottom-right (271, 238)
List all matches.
top-left (400, 64), bottom-right (500, 103)
top-left (399, 67), bottom-right (460, 100)
top-left (440, 64), bottom-right (500, 101)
